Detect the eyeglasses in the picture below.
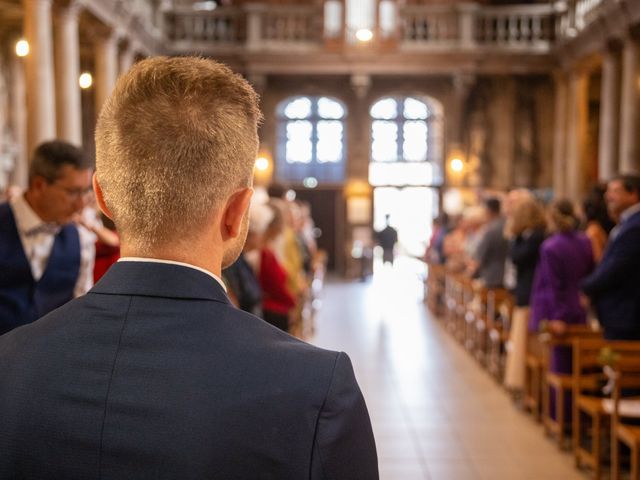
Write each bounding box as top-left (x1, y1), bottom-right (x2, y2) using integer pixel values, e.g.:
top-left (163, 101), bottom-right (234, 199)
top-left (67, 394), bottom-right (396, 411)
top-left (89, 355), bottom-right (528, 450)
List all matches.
top-left (50, 183), bottom-right (93, 200)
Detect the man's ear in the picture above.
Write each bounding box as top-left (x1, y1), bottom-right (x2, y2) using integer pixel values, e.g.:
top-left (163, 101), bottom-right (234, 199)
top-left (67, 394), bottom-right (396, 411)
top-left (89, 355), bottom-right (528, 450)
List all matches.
top-left (92, 174), bottom-right (114, 220)
top-left (222, 187), bottom-right (254, 240)
top-left (30, 175), bottom-right (47, 194)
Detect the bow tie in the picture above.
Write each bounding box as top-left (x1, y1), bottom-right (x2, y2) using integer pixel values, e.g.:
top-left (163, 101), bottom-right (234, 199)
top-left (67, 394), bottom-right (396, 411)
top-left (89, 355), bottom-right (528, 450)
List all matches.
top-left (25, 223), bottom-right (61, 237)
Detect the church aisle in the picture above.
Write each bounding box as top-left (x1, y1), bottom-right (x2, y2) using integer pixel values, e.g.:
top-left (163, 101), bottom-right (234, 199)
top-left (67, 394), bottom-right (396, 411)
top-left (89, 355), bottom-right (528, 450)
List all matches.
top-left (310, 258), bottom-right (588, 480)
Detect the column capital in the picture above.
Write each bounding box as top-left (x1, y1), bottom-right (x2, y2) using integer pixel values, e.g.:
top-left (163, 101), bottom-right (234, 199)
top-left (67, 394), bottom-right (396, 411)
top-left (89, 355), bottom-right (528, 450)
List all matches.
top-left (53, 0), bottom-right (82, 17)
top-left (453, 73), bottom-right (475, 93)
top-left (350, 74), bottom-right (371, 99)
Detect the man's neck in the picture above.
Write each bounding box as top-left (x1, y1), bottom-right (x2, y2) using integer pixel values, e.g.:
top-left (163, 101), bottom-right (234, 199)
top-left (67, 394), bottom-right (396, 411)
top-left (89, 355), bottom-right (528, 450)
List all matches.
top-left (22, 191), bottom-right (46, 223)
top-left (120, 246), bottom-right (223, 277)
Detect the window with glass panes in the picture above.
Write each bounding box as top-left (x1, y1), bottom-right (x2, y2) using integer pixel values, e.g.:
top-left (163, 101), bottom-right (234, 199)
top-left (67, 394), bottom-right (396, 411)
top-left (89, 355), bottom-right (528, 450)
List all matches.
top-left (276, 96), bottom-right (346, 184)
top-left (369, 96), bottom-right (443, 187)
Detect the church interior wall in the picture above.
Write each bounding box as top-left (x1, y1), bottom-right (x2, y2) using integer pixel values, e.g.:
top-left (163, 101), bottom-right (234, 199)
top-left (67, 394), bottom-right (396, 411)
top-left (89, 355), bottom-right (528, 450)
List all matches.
top-left (2, 0), bottom-right (640, 274)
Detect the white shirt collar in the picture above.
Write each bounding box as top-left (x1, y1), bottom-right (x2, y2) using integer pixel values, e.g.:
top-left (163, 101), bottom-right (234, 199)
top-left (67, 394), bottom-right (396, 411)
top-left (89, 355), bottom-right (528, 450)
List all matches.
top-left (117, 257), bottom-right (227, 292)
top-left (10, 193), bottom-right (46, 234)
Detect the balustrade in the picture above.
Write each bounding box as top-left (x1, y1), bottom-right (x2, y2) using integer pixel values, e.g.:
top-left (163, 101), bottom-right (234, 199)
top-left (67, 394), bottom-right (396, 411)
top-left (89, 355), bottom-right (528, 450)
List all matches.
top-left (163, 1), bottom-right (614, 54)
top-left (167, 7), bottom-right (244, 44)
top-left (473, 6), bottom-right (555, 50)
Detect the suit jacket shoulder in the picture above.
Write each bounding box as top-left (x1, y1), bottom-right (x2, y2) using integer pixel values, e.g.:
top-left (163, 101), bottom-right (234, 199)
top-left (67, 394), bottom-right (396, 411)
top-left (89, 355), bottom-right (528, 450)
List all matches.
top-left (0, 261), bottom-right (378, 480)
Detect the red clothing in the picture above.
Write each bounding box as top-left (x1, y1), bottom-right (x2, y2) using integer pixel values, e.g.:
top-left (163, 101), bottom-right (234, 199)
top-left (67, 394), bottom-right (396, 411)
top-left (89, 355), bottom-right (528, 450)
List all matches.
top-left (93, 241), bottom-right (120, 283)
top-left (259, 248), bottom-right (296, 315)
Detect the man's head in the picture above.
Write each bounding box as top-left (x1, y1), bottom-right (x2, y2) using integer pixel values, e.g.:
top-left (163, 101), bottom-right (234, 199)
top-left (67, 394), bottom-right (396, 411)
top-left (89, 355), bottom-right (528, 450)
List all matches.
top-left (605, 174), bottom-right (640, 220)
top-left (94, 57), bottom-right (262, 266)
top-left (484, 197), bottom-right (502, 218)
top-left (26, 141), bottom-right (92, 225)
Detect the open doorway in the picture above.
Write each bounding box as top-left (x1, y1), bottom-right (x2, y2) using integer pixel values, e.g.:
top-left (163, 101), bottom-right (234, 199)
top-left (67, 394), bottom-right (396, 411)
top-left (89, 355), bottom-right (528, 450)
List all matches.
top-left (373, 186), bottom-right (438, 267)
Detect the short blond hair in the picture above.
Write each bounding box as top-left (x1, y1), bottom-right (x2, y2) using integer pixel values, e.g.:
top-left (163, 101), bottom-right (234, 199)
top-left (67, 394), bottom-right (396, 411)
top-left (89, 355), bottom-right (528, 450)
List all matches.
top-left (95, 56), bottom-right (262, 253)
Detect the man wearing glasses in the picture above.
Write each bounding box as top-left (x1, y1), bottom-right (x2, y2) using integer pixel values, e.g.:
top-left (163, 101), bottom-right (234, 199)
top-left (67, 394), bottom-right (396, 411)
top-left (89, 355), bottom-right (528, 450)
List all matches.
top-left (0, 140), bottom-right (94, 335)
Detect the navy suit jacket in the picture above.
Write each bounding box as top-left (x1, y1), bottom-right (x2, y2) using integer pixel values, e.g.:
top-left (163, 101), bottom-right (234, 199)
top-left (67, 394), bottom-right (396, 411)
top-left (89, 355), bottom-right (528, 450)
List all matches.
top-left (0, 261), bottom-right (378, 479)
top-left (582, 209), bottom-right (640, 340)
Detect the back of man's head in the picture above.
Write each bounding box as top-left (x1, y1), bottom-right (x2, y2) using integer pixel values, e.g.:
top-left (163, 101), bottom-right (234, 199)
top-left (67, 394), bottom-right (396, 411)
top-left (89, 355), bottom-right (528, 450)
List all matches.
top-left (29, 140), bottom-right (90, 185)
top-left (95, 56), bottom-right (262, 253)
top-left (485, 197), bottom-right (501, 217)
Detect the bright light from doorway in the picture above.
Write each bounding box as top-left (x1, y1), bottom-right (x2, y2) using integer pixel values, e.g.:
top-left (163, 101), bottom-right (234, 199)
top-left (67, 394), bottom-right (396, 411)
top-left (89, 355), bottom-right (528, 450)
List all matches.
top-left (78, 72), bottom-right (93, 89)
top-left (15, 39), bottom-right (29, 57)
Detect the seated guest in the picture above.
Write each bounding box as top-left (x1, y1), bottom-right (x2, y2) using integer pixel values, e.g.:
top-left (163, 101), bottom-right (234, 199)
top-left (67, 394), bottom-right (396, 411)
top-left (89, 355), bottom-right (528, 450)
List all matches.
top-left (583, 174), bottom-right (640, 340)
top-left (0, 141), bottom-right (94, 335)
top-left (259, 199), bottom-right (297, 332)
top-left (0, 57), bottom-right (377, 479)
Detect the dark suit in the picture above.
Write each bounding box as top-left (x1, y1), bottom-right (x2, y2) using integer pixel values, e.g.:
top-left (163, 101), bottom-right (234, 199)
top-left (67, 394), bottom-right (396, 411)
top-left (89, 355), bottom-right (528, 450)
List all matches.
top-left (582, 209), bottom-right (640, 340)
top-left (0, 261), bottom-right (378, 479)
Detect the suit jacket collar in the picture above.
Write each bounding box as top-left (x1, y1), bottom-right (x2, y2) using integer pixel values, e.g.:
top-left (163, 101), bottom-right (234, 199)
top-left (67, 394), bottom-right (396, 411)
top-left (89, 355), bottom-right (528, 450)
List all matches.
top-left (621, 204), bottom-right (640, 224)
top-left (90, 261), bottom-right (230, 304)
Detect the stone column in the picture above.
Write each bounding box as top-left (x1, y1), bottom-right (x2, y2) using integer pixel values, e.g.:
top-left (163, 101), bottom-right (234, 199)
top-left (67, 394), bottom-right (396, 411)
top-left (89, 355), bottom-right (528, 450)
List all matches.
top-left (598, 41), bottom-right (621, 182)
top-left (565, 70), bottom-right (589, 201)
top-left (619, 33), bottom-right (640, 174)
top-left (23, 0), bottom-right (56, 155)
top-left (492, 77), bottom-right (516, 190)
top-left (94, 31), bottom-right (118, 115)
top-left (9, 56), bottom-right (28, 188)
top-left (54, 4), bottom-right (82, 146)
top-left (552, 72), bottom-right (568, 197)
top-left (450, 74), bottom-right (474, 146)
top-left (119, 42), bottom-right (136, 77)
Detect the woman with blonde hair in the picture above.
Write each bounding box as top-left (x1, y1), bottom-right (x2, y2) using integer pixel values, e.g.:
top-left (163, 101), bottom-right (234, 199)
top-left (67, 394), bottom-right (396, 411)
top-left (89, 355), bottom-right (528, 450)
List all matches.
top-left (503, 197), bottom-right (547, 393)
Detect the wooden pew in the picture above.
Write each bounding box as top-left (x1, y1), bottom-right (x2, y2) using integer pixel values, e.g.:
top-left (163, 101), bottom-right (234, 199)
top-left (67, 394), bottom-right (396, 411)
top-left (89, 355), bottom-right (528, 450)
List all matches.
top-left (486, 289), bottom-right (514, 382)
top-left (444, 274), bottom-right (463, 337)
top-left (610, 358), bottom-right (640, 480)
top-left (574, 340), bottom-right (640, 479)
top-left (524, 337), bottom-right (544, 420)
top-left (456, 276), bottom-right (474, 345)
top-left (466, 283), bottom-right (488, 358)
top-left (425, 261), bottom-right (446, 317)
top-left (541, 325), bottom-right (602, 449)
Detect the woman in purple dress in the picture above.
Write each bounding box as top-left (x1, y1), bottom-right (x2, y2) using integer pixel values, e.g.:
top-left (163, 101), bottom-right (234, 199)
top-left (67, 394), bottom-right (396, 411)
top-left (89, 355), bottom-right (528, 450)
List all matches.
top-left (530, 199), bottom-right (594, 421)
top-left (530, 199), bottom-right (594, 339)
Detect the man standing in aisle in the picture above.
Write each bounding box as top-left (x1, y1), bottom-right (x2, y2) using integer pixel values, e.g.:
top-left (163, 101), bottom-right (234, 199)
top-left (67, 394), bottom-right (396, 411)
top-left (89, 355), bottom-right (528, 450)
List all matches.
top-left (0, 141), bottom-right (94, 335)
top-left (0, 57), bottom-right (378, 479)
top-left (376, 214), bottom-right (398, 265)
top-left (583, 174), bottom-right (640, 340)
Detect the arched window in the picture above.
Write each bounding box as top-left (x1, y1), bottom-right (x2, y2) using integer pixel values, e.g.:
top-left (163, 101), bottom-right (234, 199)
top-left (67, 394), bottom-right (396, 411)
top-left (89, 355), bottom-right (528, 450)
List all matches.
top-left (369, 96), bottom-right (443, 186)
top-left (276, 96), bottom-right (346, 184)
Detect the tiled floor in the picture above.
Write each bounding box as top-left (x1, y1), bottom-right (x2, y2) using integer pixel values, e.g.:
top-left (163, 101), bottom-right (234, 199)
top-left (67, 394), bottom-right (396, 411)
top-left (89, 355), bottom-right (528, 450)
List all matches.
top-left (310, 257), bottom-right (589, 480)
